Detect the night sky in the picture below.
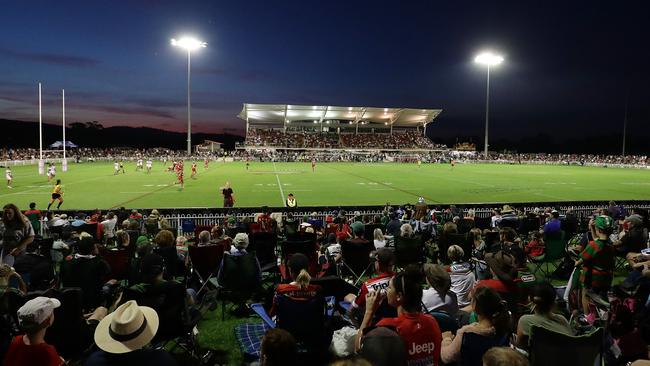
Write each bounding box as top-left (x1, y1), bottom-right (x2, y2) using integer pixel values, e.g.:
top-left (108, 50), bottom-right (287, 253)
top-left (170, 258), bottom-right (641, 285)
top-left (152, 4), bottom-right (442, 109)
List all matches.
top-left (1, 1), bottom-right (648, 149)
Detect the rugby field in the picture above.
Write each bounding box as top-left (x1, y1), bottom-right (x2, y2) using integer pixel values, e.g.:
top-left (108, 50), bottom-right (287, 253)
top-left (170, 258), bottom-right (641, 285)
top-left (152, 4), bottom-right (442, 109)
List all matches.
top-left (1, 161), bottom-right (649, 209)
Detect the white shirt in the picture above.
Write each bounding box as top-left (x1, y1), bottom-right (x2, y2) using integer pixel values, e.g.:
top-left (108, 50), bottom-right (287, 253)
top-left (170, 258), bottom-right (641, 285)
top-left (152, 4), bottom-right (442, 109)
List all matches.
top-left (373, 239), bottom-right (386, 249)
top-left (422, 288), bottom-right (459, 315)
top-left (114, 163), bottom-right (119, 170)
top-left (101, 217), bottom-right (117, 238)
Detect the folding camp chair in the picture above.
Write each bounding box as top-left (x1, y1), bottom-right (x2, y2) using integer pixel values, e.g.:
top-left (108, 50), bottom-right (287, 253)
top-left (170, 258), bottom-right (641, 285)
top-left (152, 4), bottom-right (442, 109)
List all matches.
top-left (394, 236), bottom-right (425, 267)
top-left (339, 240), bottom-right (374, 286)
top-left (529, 230), bottom-right (567, 278)
top-left (528, 326), bottom-right (603, 366)
top-left (188, 243), bottom-right (228, 295)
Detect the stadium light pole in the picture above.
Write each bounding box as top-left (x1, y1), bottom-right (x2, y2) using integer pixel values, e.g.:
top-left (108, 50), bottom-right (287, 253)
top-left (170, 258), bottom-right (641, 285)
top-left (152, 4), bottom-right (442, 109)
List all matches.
top-left (171, 36), bottom-right (207, 155)
top-left (474, 51), bottom-right (504, 158)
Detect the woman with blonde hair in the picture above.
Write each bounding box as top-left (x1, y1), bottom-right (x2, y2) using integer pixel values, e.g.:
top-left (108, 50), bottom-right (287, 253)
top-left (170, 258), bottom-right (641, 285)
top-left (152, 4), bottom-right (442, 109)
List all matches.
top-left (269, 253), bottom-right (322, 316)
top-left (373, 228), bottom-right (386, 249)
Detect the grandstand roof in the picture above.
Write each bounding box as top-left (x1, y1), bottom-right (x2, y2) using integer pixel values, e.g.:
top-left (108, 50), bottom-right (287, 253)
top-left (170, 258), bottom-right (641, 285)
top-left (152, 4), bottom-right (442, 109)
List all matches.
top-left (238, 103), bottom-right (442, 127)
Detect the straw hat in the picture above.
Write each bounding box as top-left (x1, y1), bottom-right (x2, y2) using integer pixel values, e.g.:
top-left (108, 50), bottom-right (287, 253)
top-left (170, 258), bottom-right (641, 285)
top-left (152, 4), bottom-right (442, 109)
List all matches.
top-left (94, 300), bottom-right (159, 354)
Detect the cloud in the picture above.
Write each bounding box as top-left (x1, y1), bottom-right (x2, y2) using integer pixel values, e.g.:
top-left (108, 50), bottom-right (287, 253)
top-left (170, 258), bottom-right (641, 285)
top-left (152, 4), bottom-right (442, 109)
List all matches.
top-left (0, 47), bottom-right (100, 67)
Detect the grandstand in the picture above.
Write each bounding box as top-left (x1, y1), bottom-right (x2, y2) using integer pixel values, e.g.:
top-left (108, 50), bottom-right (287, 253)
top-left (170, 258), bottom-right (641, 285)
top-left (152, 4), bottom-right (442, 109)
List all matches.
top-left (237, 103), bottom-right (445, 151)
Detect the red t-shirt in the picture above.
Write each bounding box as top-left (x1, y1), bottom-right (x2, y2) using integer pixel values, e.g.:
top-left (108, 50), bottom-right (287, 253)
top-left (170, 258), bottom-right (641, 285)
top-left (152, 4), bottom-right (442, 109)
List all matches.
top-left (377, 312), bottom-right (442, 366)
top-left (3, 335), bottom-right (62, 366)
top-left (475, 279), bottom-right (518, 293)
top-left (354, 271), bottom-right (395, 307)
top-left (270, 283), bottom-right (322, 316)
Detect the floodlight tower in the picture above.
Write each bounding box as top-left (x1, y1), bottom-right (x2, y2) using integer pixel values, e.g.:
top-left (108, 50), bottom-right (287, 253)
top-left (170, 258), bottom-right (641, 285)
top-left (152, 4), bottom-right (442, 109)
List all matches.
top-left (171, 36), bottom-right (207, 155)
top-left (474, 51), bottom-right (504, 158)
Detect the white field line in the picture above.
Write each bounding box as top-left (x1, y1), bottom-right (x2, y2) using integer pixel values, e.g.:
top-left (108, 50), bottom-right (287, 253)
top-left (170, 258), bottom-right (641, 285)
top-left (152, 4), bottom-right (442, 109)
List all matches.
top-left (272, 161), bottom-right (286, 207)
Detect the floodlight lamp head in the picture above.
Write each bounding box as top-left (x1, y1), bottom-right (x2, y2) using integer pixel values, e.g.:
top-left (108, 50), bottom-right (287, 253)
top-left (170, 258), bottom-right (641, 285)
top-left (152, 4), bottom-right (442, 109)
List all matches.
top-left (474, 51), bottom-right (504, 66)
top-left (171, 37), bottom-right (207, 51)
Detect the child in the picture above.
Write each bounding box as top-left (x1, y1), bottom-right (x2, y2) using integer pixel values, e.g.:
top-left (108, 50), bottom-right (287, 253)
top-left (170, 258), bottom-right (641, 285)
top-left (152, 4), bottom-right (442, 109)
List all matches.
top-left (525, 232), bottom-right (545, 260)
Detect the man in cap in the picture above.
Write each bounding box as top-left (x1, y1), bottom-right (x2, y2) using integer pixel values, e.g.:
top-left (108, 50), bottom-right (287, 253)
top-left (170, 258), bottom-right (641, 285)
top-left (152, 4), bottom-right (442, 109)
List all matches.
top-left (614, 214), bottom-right (646, 255)
top-left (85, 301), bottom-right (176, 365)
top-left (3, 297), bottom-right (64, 366)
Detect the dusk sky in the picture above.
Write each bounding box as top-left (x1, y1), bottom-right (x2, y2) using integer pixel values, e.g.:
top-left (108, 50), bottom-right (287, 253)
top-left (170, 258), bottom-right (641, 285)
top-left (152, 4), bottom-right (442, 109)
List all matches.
top-left (1, 1), bottom-right (648, 142)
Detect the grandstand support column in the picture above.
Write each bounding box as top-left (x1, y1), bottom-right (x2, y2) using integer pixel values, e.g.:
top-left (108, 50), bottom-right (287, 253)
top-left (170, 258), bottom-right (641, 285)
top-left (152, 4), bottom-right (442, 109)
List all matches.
top-left (38, 82), bottom-right (44, 175)
top-left (246, 116), bottom-right (249, 135)
top-left (622, 97), bottom-right (628, 156)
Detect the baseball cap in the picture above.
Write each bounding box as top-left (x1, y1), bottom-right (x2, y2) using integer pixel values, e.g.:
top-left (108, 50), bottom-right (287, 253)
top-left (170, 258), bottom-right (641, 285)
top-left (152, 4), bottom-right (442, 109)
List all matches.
top-left (17, 297), bottom-right (61, 330)
top-left (594, 215), bottom-right (613, 230)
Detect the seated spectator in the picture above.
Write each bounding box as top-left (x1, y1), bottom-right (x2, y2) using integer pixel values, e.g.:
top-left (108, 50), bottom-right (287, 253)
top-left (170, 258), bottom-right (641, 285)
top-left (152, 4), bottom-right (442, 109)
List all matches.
top-left (345, 248), bottom-right (395, 314)
top-left (85, 301), bottom-right (177, 366)
top-left (525, 232), bottom-right (545, 260)
top-left (0, 263), bottom-right (26, 295)
top-left (347, 226), bottom-right (371, 247)
top-left (270, 253), bottom-right (322, 316)
top-left (357, 265), bottom-right (442, 366)
top-left (60, 237), bottom-right (111, 310)
top-left (441, 286), bottom-right (510, 364)
top-left (153, 230), bottom-right (183, 280)
top-left (373, 229), bottom-right (386, 249)
top-left (259, 328), bottom-right (297, 366)
top-left (196, 230), bottom-right (211, 247)
top-left (210, 225), bottom-right (230, 243)
top-left (422, 264), bottom-right (459, 316)
top-left (12, 242), bottom-right (56, 291)
top-left (515, 282), bottom-right (572, 349)
top-left (478, 251), bottom-right (519, 295)
top-left (174, 236), bottom-right (188, 264)
top-left (542, 210), bottom-right (561, 235)
top-left (3, 296), bottom-right (64, 366)
top-left (614, 214), bottom-right (646, 255)
top-left (470, 228), bottom-right (486, 260)
top-left (499, 227), bottom-right (526, 269)
top-left (482, 346), bottom-right (529, 366)
top-left (447, 245), bottom-right (476, 307)
top-left (350, 212), bottom-right (364, 235)
top-left (357, 326), bottom-right (407, 366)
top-left (1, 203), bottom-right (35, 266)
top-left (490, 209), bottom-right (502, 228)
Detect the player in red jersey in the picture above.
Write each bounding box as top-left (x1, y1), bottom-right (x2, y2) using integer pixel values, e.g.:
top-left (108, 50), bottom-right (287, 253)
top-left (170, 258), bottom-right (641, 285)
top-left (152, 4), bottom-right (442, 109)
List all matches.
top-left (311, 159), bottom-right (316, 172)
top-left (191, 162), bottom-right (197, 179)
top-left (204, 157), bottom-right (209, 169)
top-left (177, 170), bottom-right (184, 189)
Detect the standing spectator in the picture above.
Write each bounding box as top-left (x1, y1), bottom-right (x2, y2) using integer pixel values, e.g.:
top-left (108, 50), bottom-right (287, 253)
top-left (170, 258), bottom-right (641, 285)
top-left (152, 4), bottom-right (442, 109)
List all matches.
top-left (385, 212), bottom-right (401, 237)
top-left (1, 204), bottom-right (35, 266)
top-left (373, 229), bottom-right (386, 249)
top-left (542, 211), bottom-right (561, 235)
top-left (3, 297), bottom-right (64, 366)
top-left (574, 215), bottom-right (615, 314)
top-left (23, 203), bottom-right (42, 236)
top-left (221, 182), bottom-right (235, 208)
top-left (100, 213), bottom-right (118, 244)
top-left (85, 301), bottom-right (176, 366)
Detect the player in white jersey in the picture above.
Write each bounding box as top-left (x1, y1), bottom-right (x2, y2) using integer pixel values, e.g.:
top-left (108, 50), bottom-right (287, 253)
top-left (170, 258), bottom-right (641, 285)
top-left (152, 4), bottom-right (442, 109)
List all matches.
top-left (47, 164), bottom-right (56, 182)
top-left (146, 160), bottom-right (152, 173)
top-left (137, 159), bottom-right (143, 171)
top-left (114, 161), bottom-right (119, 175)
top-left (6, 168), bottom-right (12, 188)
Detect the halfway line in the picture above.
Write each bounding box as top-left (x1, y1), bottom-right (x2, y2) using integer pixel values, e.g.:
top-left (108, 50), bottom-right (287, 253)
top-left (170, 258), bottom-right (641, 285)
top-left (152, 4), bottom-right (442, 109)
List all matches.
top-left (272, 161), bottom-right (286, 207)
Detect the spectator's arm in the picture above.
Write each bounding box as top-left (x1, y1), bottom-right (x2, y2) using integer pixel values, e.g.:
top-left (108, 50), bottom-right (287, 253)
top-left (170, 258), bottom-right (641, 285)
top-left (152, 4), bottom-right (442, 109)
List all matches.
top-left (354, 290), bottom-right (381, 352)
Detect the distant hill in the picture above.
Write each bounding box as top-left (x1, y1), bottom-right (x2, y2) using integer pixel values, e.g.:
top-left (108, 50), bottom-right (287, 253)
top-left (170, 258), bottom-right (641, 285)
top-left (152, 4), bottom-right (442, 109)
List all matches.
top-left (0, 119), bottom-right (244, 150)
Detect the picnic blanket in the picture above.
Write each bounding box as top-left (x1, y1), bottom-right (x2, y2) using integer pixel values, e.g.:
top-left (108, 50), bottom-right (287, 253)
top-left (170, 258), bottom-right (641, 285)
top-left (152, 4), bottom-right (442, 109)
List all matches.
top-left (234, 322), bottom-right (271, 360)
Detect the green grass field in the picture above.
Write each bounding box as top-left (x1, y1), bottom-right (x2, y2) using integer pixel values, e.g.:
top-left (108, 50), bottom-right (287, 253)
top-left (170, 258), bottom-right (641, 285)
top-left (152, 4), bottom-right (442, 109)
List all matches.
top-left (1, 161), bottom-right (649, 209)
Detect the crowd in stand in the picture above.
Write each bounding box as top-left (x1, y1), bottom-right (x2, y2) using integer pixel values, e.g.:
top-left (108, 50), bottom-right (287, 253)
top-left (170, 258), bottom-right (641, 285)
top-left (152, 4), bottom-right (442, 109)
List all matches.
top-left (2, 198), bottom-right (650, 365)
top-left (244, 129), bottom-right (444, 150)
top-left (0, 148), bottom-right (207, 162)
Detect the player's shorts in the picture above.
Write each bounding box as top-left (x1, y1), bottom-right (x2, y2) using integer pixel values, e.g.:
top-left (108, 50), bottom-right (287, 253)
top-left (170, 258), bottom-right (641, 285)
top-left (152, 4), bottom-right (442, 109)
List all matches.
top-left (6, 175), bottom-right (11, 180)
top-left (52, 193), bottom-right (61, 200)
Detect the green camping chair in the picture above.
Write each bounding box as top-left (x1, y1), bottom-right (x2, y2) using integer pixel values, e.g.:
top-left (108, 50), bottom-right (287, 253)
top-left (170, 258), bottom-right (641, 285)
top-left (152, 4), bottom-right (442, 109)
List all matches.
top-left (529, 230), bottom-right (567, 278)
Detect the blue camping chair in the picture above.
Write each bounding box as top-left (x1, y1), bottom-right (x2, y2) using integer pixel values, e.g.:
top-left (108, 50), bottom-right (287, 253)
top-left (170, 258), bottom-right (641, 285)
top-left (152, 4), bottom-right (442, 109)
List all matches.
top-left (459, 332), bottom-right (510, 366)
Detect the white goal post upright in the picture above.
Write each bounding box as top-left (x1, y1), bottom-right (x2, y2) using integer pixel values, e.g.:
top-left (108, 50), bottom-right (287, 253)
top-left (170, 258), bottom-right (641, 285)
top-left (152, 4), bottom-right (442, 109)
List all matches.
top-left (38, 83), bottom-right (45, 175)
top-left (62, 89), bottom-right (68, 172)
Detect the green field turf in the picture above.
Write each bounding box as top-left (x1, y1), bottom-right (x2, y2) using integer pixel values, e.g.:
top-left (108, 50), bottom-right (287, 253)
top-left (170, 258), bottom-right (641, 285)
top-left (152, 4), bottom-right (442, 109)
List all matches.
top-left (1, 161), bottom-right (649, 209)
